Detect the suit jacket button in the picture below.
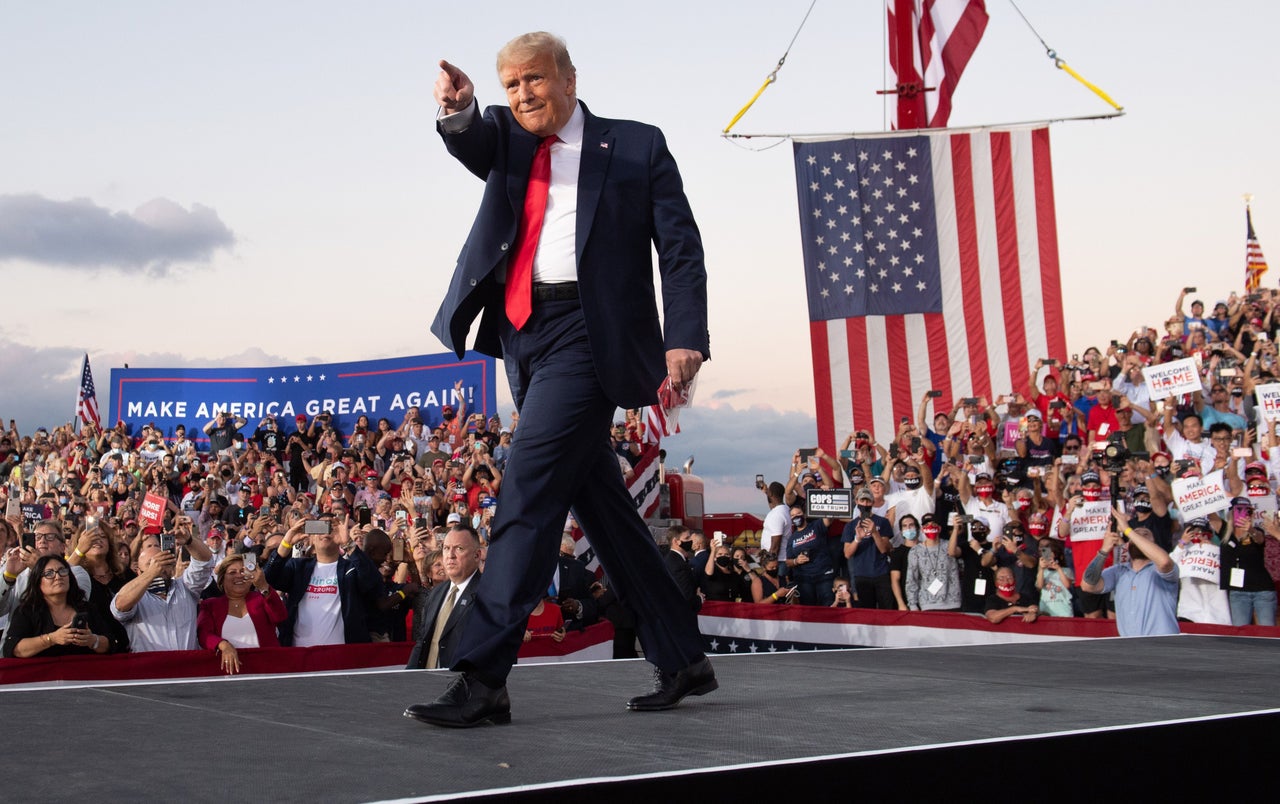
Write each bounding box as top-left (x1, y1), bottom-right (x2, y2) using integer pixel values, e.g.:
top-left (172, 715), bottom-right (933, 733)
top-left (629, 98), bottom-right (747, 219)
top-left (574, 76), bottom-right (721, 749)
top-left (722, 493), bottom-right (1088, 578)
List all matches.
top-left (469, 278), bottom-right (478, 286)
top-left (500, 242), bottom-right (510, 251)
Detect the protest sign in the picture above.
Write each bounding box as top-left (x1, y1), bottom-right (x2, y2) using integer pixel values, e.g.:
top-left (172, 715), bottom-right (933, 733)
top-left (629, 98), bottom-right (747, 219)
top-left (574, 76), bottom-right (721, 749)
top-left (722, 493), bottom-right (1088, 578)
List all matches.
top-left (1177, 541), bottom-right (1221, 584)
top-left (1246, 484), bottom-right (1278, 513)
top-left (1069, 499), bottom-right (1111, 542)
top-left (1143, 357), bottom-right (1201, 401)
top-left (806, 488), bottom-right (853, 518)
top-left (1172, 470), bottom-right (1229, 519)
top-left (21, 503), bottom-right (51, 528)
top-left (1254, 383), bottom-right (1280, 423)
top-left (139, 493), bottom-right (167, 530)
top-left (109, 352), bottom-right (497, 442)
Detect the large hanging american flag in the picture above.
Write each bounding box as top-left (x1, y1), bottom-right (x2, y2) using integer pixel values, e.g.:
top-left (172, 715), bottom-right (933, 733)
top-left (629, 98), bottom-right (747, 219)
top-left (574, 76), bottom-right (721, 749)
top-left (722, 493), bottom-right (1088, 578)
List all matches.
top-left (1246, 205), bottom-right (1269, 292)
top-left (75, 353), bottom-right (101, 430)
top-left (886, 0), bottom-right (989, 129)
top-left (793, 126), bottom-right (1067, 449)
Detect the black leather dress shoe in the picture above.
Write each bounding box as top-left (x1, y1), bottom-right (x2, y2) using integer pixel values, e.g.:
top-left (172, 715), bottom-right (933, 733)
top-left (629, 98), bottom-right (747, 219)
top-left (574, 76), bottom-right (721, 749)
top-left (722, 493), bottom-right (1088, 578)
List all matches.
top-left (404, 673), bottom-right (511, 727)
top-left (627, 657), bottom-right (718, 711)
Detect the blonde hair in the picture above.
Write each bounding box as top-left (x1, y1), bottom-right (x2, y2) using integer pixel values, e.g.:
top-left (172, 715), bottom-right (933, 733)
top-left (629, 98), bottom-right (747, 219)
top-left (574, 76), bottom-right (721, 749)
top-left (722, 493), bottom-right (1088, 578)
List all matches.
top-left (215, 553), bottom-right (245, 589)
top-left (496, 31), bottom-right (574, 79)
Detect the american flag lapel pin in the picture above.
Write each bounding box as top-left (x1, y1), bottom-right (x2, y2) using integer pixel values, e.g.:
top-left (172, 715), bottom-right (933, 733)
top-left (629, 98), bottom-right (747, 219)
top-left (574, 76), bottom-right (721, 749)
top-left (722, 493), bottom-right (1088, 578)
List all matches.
top-left (600, 141), bottom-right (609, 149)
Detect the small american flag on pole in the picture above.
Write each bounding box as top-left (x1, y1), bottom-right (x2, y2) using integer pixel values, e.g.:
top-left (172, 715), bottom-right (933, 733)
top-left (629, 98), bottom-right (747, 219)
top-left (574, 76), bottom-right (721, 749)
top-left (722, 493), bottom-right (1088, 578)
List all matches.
top-left (1246, 204), bottom-right (1269, 292)
top-left (75, 353), bottom-right (101, 430)
top-left (886, 0), bottom-right (989, 129)
top-left (793, 125), bottom-right (1067, 449)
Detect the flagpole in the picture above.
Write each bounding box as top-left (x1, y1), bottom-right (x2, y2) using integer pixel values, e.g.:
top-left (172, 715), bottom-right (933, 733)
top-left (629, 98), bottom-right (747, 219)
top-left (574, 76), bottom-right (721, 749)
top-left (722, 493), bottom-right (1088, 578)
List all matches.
top-left (722, 109), bottom-right (1126, 142)
top-left (74, 353), bottom-right (86, 434)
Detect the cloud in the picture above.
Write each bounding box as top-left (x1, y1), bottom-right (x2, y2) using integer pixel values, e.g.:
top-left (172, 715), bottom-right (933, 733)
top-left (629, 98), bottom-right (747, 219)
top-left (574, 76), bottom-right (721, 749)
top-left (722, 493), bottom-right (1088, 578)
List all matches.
top-left (0, 194), bottom-right (234, 274)
top-left (709, 388), bottom-right (750, 400)
top-left (0, 337), bottom-right (294, 433)
top-left (656, 403), bottom-right (818, 514)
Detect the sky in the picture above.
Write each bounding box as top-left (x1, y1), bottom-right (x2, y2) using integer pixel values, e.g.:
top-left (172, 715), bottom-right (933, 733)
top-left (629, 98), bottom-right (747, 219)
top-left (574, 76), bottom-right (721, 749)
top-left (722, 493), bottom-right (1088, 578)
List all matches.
top-left (2, 1), bottom-right (1277, 513)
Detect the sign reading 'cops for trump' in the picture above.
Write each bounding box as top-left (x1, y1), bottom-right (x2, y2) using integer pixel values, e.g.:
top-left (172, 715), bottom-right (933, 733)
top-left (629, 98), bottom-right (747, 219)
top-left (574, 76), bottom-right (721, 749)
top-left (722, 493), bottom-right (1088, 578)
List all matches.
top-left (108, 352), bottom-right (498, 442)
top-left (806, 488), bottom-right (852, 519)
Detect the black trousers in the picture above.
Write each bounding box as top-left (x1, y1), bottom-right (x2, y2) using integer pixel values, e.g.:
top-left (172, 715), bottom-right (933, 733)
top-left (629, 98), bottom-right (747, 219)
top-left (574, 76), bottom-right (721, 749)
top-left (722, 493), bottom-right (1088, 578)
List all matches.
top-left (451, 298), bottom-right (705, 683)
top-left (854, 574), bottom-right (896, 609)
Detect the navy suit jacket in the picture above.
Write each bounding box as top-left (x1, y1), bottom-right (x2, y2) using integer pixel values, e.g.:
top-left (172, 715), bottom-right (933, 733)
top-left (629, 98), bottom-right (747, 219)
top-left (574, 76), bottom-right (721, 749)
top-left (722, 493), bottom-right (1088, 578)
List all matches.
top-left (405, 573), bottom-right (480, 670)
top-left (430, 101), bottom-right (709, 409)
top-left (555, 554), bottom-right (599, 629)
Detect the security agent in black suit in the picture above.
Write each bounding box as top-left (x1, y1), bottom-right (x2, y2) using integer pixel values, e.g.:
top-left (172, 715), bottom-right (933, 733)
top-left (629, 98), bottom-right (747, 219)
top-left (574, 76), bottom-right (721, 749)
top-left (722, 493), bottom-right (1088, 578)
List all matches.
top-left (661, 525), bottom-right (702, 610)
top-left (553, 536), bottom-right (599, 630)
top-left (405, 525), bottom-right (482, 671)
top-left (404, 32), bottom-right (714, 729)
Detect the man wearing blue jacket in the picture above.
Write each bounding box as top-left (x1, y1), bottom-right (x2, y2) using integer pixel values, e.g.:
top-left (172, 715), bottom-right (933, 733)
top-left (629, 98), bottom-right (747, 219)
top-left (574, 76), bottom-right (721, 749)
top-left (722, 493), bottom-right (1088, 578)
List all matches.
top-left (264, 519), bottom-right (382, 646)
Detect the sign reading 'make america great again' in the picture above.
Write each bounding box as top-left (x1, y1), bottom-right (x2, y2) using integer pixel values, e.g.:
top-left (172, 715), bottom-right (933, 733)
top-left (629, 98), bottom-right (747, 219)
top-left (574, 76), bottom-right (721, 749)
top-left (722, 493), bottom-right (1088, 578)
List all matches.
top-left (108, 352), bottom-right (498, 441)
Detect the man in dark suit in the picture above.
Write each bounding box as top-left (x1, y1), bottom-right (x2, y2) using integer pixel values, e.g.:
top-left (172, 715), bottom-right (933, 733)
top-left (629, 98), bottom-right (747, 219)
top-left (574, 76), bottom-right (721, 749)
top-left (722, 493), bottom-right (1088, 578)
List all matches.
top-left (661, 525), bottom-right (701, 609)
top-left (552, 534), bottom-right (599, 631)
top-left (405, 524), bottom-right (482, 670)
top-left (404, 31), bottom-right (715, 729)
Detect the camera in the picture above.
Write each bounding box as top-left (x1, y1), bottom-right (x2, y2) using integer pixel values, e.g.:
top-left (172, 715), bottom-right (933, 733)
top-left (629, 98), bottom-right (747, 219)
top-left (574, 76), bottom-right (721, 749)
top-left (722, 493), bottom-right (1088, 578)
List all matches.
top-left (1102, 436), bottom-right (1130, 472)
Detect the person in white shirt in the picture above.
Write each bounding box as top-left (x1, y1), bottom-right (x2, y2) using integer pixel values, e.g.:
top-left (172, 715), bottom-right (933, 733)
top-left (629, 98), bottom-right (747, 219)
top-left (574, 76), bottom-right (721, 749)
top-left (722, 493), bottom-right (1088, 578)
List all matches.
top-left (884, 456), bottom-right (936, 536)
top-left (957, 471), bottom-right (1009, 540)
top-left (110, 518), bottom-right (214, 652)
top-left (759, 481), bottom-right (791, 555)
top-left (1162, 408), bottom-right (1216, 475)
top-left (1168, 518), bottom-right (1231, 625)
top-left (263, 517), bottom-right (382, 647)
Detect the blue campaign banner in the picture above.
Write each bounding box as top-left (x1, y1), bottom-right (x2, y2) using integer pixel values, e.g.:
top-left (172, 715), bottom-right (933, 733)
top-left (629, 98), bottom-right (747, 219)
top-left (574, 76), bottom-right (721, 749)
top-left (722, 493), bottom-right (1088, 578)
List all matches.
top-left (107, 352), bottom-right (498, 443)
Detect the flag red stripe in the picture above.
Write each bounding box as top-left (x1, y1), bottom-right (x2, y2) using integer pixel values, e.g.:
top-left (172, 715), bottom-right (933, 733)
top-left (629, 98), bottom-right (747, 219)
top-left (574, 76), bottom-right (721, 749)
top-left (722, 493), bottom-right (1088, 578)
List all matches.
top-left (847, 318), bottom-right (874, 436)
top-left (928, 0), bottom-right (990, 127)
top-left (1032, 128), bottom-right (1067, 361)
top-left (918, 0), bottom-right (937, 69)
top-left (810, 320), bottom-right (837, 452)
top-left (884, 316), bottom-right (914, 431)
top-left (924, 312), bottom-right (953, 412)
top-left (950, 134), bottom-right (991, 398)
top-left (989, 131), bottom-right (1028, 393)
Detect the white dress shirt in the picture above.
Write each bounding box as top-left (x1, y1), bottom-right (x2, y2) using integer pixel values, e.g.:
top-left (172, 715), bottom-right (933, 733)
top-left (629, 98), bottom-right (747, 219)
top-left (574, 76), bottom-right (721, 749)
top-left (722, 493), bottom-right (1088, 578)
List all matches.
top-left (111, 558), bottom-right (213, 652)
top-left (439, 100), bottom-right (584, 284)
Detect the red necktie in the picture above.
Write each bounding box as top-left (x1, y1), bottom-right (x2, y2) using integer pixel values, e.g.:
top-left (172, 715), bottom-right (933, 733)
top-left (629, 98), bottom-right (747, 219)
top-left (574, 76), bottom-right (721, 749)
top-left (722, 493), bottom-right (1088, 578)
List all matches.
top-left (505, 136), bottom-right (556, 330)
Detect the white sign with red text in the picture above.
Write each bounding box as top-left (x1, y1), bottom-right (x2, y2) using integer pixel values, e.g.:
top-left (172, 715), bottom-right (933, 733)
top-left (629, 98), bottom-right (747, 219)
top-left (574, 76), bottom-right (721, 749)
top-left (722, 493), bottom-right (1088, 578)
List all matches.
top-left (1246, 484), bottom-right (1278, 513)
top-left (1143, 358), bottom-right (1202, 401)
top-left (1172, 470), bottom-right (1229, 519)
top-left (1177, 541), bottom-right (1221, 584)
top-left (1254, 383), bottom-right (1280, 423)
top-left (1068, 500), bottom-right (1111, 542)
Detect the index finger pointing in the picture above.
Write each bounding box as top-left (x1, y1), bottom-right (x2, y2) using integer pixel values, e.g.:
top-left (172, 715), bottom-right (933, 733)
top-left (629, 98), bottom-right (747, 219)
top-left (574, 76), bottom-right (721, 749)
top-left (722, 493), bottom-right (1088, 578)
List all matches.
top-left (438, 59), bottom-right (462, 83)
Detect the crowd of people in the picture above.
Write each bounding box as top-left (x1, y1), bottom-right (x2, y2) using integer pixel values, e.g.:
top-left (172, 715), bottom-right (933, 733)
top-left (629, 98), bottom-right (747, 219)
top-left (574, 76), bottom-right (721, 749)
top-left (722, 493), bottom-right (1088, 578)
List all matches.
top-left (2, 285), bottom-right (1279, 673)
top-left (740, 286), bottom-right (1280, 635)
top-left (0, 374), bottom-right (610, 672)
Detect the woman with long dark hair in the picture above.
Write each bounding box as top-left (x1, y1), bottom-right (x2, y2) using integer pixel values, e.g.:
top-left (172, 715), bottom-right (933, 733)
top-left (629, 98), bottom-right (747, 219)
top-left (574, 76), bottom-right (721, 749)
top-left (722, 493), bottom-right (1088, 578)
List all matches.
top-left (2, 554), bottom-right (117, 657)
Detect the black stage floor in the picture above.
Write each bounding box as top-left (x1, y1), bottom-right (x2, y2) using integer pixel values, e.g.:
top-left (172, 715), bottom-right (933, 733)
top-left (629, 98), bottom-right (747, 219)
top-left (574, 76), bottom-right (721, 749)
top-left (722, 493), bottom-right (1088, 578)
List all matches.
top-left (3, 635), bottom-right (1278, 802)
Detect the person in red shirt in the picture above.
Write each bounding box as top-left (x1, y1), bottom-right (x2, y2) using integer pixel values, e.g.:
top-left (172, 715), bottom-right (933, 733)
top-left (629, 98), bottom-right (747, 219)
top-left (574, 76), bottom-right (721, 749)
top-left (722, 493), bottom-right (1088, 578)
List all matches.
top-left (1086, 383), bottom-right (1121, 445)
top-left (1028, 359), bottom-right (1081, 440)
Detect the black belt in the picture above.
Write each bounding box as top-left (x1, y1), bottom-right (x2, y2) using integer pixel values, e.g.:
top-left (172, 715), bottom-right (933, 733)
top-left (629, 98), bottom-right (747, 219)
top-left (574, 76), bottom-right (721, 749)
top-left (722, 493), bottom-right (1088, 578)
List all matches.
top-left (532, 282), bottom-right (579, 301)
